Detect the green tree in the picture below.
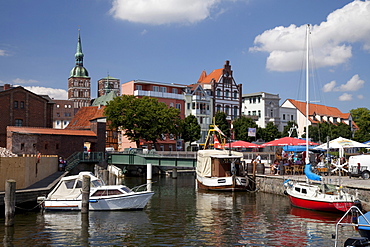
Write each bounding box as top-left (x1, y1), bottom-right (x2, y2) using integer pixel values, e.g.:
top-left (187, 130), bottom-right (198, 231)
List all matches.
top-left (232, 116), bottom-right (258, 142)
top-left (214, 111), bottom-right (230, 137)
top-left (282, 121), bottom-right (298, 137)
top-left (181, 114), bottom-right (201, 144)
top-left (351, 108), bottom-right (370, 142)
top-left (259, 122), bottom-right (281, 142)
top-left (104, 95), bottom-right (181, 149)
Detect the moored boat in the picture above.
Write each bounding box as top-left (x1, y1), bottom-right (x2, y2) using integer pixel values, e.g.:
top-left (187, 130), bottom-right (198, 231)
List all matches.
top-left (284, 177), bottom-right (355, 213)
top-left (37, 171), bottom-right (154, 211)
top-left (196, 149), bottom-right (249, 191)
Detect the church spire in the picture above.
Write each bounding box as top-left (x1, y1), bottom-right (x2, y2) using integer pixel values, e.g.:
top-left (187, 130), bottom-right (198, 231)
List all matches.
top-left (75, 30), bottom-right (84, 67)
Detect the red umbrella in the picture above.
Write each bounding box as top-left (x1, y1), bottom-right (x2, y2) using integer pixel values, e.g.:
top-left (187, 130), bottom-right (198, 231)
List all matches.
top-left (225, 140), bottom-right (260, 148)
top-left (261, 137), bottom-right (318, 147)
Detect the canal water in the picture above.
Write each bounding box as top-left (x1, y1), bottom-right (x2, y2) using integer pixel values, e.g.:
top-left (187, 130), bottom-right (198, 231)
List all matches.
top-left (0, 174), bottom-right (358, 246)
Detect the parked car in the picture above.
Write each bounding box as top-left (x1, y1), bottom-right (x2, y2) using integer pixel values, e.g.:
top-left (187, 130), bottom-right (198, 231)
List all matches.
top-left (348, 155), bottom-right (370, 179)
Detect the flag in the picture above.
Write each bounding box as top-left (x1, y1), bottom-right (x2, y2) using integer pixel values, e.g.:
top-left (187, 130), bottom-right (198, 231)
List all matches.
top-left (213, 135), bottom-right (222, 149)
top-left (214, 125), bottom-right (226, 137)
top-left (248, 128), bottom-right (256, 137)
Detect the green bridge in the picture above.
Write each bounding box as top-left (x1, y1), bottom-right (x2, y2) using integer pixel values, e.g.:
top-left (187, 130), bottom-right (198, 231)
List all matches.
top-left (107, 151), bottom-right (197, 168)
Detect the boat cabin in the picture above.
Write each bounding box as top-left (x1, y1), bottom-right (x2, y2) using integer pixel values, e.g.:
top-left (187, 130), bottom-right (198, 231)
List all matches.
top-left (211, 155), bottom-right (244, 177)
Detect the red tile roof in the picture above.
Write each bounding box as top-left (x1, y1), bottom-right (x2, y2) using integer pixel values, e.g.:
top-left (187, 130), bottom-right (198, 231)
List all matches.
top-left (288, 99), bottom-right (349, 118)
top-left (67, 106), bottom-right (106, 130)
top-left (197, 68), bottom-right (223, 83)
top-left (7, 126), bottom-right (96, 136)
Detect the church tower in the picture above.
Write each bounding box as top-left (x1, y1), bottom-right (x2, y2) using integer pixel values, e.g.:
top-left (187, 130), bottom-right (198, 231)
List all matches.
top-left (68, 30), bottom-right (91, 108)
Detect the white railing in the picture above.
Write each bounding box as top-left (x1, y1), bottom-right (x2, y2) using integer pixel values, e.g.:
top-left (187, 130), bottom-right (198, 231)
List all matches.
top-left (134, 90), bottom-right (184, 100)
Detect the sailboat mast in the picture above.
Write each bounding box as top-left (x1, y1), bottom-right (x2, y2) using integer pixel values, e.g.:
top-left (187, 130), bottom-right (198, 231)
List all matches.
top-left (305, 24), bottom-right (310, 165)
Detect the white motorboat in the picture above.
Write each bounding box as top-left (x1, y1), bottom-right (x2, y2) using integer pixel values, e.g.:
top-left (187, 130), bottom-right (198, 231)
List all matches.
top-left (196, 149), bottom-right (249, 191)
top-left (38, 171), bottom-right (154, 211)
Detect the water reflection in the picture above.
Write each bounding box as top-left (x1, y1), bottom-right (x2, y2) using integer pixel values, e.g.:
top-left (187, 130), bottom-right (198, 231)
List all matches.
top-left (0, 175), bottom-right (360, 246)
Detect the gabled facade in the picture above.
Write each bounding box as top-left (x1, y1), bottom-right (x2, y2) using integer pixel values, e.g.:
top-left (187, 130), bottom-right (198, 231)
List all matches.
top-left (242, 92), bottom-right (281, 128)
top-left (184, 84), bottom-right (212, 143)
top-left (197, 60), bottom-right (242, 121)
top-left (280, 99), bottom-right (355, 137)
top-left (0, 85), bottom-right (54, 147)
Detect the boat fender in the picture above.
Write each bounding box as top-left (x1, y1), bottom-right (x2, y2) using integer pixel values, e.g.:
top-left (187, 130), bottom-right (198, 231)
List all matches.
top-left (89, 199), bottom-right (98, 203)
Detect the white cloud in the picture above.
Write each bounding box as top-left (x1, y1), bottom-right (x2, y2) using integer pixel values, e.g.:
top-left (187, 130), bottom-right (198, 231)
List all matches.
top-left (338, 93), bottom-right (352, 101)
top-left (109, 0), bottom-right (221, 25)
top-left (322, 80), bottom-right (336, 92)
top-left (24, 86), bottom-right (68, 100)
top-left (250, 1), bottom-right (370, 71)
top-left (12, 78), bottom-right (38, 85)
top-left (0, 49), bottom-right (8, 56)
top-left (334, 74), bottom-right (364, 91)
top-left (323, 74), bottom-right (365, 92)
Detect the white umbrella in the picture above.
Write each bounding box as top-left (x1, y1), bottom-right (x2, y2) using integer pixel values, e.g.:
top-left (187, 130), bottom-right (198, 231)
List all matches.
top-left (314, 137), bottom-right (369, 158)
top-left (314, 137), bottom-right (369, 150)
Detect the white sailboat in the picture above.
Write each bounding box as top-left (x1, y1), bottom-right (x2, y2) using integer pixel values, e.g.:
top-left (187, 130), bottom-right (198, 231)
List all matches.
top-left (283, 25), bottom-right (356, 213)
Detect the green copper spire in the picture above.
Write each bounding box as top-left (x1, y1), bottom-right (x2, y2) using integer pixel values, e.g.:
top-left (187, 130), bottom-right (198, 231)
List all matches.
top-left (70, 30), bottom-right (89, 78)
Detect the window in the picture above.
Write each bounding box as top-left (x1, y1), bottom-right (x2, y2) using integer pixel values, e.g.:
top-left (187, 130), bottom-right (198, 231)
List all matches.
top-left (153, 86), bottom-right (159, 92)
top-left (258, 110), bottom-right (261, 117)
top-left (225, 106), bottom-right (230, 115)
top-left (291, 115), bottom-right (294, 121)
top-left (225, 90), bottom-right (230, 98)
top-left (234, 106), bottom-right (238, 118)
top-left (21, 143), bottom-right (24, 150)
top-left (14, 101), bottom-right (18, 108)
top-left (172, 88), bottom-right (178, 94)
top-left (160, 87), bottom-right (167, 93)
top-left (252, 111), bottom-right (256, 116)
top-left (233, 91), bottom-right (238, 99)
top-left (248, 111), bottom-right (251, 115)
top-left (20, 101), bottom-right (24, 109)
top-left (15, 119), bottom-right (23, 126)
top-left (56, 104), bottom-right (60, 108)
top-left (176, 103), bottom-right (181, 110)
top-left (216, 89), bottom-right (221, 97)
top-left (170, 103), bottom-right (174, 107)
top-left (283, 114), bottom-right (286, 120)
top-left (187, 103), bottom-right (191, 109)
top-left (216, 105), bottom-right (221, 112)
top-left (270, 109), bottom-right (273, 117)
top-left (136, 85), bottom-right (142, 90)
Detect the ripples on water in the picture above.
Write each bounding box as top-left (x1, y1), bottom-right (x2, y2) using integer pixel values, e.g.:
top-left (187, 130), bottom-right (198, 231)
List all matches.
top-left (0, 174), bottom-right (358, 246)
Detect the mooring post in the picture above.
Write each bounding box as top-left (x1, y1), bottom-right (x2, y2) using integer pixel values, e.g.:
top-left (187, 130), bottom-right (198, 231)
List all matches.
top-left (172, 168), bottom-right (178, 179)
top-left (147, 163), bottom-right (152, 191)
top-left (5, 180), bottom-right (16, 227)
top-left (81, 175), bottom-right (91, 214)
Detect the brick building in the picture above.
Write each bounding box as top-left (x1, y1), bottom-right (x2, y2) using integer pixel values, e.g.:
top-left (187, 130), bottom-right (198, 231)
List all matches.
top-left (0, 85), bottom-right (54, 147)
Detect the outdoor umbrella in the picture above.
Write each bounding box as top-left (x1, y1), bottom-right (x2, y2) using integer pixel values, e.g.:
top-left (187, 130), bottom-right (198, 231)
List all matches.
top-left (225, 140), bottom-right (260, 148)
top-left (314, 137), bottom-right (369, 158)
top-left (261, 137), bottom-right (318, 147)
top-left (314, 137), bottom-right (369, 150)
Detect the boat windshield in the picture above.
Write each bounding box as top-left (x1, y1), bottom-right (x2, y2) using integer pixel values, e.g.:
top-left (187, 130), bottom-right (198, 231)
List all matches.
top-left (91, 179), bottom-right (104, 187)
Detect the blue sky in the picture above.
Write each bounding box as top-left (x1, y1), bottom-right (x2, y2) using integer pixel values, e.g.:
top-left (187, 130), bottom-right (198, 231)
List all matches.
top-left (1, 0), bottom-right (370, 113)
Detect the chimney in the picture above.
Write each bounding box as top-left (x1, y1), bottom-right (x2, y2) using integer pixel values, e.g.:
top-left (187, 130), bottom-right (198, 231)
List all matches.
top-left (4, 84), bottom-right (11, 90)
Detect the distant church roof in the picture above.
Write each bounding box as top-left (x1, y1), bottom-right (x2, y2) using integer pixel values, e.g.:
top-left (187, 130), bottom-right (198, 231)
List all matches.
top-left (70, 30), bottom-right (89, 78)
top-left (91, 91), bottom-right (117, 106)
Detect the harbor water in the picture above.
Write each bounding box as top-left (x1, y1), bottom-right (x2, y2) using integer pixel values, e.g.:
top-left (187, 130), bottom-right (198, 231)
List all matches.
top-left (0, 174), bottom-right (358, 246)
